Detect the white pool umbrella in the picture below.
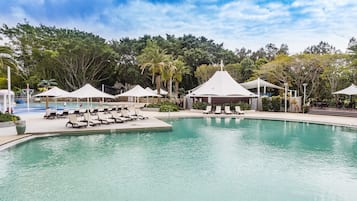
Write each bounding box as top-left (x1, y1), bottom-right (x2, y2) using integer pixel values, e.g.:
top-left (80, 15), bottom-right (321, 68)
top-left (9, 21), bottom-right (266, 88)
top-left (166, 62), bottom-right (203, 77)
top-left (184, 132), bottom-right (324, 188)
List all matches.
top-left (332, 84), bottom-right (357, 95)
top-left (61, 84), bottom-right (115, 99)
top-left (33, 87), bottom-right (70, 109)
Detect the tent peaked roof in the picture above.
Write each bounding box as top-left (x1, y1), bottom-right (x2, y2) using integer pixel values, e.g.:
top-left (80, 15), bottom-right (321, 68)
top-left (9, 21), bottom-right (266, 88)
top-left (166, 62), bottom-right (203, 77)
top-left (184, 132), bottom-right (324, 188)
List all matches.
top-left (188, 71), bottom-right (257, 97)
top-left (117, 85), bottom-right (160, 97)
top-left (241, 78), bottom-right (283, 90)
top-left (33, 86), bottom-right (69, 97)
top-left (145, 87), bottom-right (168, 95)
top-left (332, 84), bottom-right (357, 95)
top-left (62, 84), bottom-right (115, 98)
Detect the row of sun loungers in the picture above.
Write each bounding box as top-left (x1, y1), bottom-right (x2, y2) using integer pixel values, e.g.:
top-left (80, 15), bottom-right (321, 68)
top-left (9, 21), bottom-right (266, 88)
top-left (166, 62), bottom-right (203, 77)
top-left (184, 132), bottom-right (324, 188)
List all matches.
top-left (203, 105), bottom-right (244, 115)
top-left (65, 110), bottom-right (149, 128)
top-left (44, 106), bottom-right (140, 119)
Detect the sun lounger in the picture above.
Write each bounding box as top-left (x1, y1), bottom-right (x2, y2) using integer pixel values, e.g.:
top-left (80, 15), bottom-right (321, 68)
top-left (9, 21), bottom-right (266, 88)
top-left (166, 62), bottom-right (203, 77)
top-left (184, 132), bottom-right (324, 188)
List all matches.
top-left (203, 105), bottom-right (212, 114)
top-left (214, 106), bottom-right (222, 114)
top-left (44, 109), bottom-right (57, 119)
top-left (56, 109), bottom-right (69, 118)
top-left (97, 113), bottom-right (115, 124)
top-left (110, 112), bottom-right (125, 123)
top-left (134, 109), bottom-right (148, 120)
top-left (82, 113), bottom-right (101, 126)
top-left (235, 106), bottom-right (244, 115)
top-left (224, 106), bottom-right (233, 114)
top-left (65, 114), bottom-right (88, 128)
top-left (121, 109), bottom-right (137, 120)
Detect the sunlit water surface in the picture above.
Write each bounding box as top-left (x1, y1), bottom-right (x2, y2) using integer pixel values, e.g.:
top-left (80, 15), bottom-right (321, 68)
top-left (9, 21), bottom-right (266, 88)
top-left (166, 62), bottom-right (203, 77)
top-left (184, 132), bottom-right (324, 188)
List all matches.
top-left (1, 118), bottom-right (357, 201)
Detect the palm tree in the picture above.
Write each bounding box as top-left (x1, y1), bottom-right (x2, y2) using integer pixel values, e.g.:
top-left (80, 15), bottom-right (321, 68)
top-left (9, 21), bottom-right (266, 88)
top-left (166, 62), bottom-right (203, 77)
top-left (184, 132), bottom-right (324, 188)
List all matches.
top-left (38, 79), bottom-right (58, 109)
top-left (0, 46), bottom-right (17, 73)
top-left (137, 40), bottom-right (167, 102)
top-left (161, 55), bottom-right (176, 99)
top-left (172, 58), bottom-right (190, 98)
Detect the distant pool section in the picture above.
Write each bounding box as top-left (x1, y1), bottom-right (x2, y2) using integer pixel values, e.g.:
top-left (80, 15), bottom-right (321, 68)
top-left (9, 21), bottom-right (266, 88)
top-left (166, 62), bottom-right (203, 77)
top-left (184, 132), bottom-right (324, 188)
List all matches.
top-left (0, 118), bottom-right (356, 201)
top-left (13, 102), bottom-right (101, 114)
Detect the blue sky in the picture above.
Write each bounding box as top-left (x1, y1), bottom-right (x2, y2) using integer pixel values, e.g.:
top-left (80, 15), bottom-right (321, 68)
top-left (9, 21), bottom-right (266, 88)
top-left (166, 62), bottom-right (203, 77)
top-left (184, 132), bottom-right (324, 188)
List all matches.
top-left (1, 0), bottom-right (356, 53)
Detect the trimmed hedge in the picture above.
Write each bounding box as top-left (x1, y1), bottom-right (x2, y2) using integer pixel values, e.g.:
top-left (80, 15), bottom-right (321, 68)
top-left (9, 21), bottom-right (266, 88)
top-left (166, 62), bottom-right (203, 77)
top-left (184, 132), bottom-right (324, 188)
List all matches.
top-left (0, 113), bottom-right (20, 122)
top-left (146, 101), bottom-right (179, 112)
top-left (192, 102), bottom-right (208, 110)
top-left (271, 96), bottom-right (281, 112)
top-left (262, 97), bottom-right (272, 111)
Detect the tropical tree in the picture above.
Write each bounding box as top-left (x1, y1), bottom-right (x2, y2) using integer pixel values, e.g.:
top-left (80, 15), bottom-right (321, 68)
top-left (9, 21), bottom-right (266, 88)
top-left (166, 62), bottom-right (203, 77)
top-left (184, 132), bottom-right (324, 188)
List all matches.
top-left (172, 58), bottom-right (190, 98)
top-left (161, 55), bottom-right (175, 99)
top-left (137, 40), bottom-right (167, 101)
top-left (194, 64), bottom-right (218, 84)
top-left (0, 45), bottom-right (17, 88)
top-left (0, 46), bottom-right (17, 71)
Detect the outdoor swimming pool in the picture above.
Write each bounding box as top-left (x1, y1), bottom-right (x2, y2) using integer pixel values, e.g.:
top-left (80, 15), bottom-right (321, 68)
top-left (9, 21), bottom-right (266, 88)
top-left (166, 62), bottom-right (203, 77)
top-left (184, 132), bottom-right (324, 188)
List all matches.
top-left (0, 118), bottom-right (356, 201)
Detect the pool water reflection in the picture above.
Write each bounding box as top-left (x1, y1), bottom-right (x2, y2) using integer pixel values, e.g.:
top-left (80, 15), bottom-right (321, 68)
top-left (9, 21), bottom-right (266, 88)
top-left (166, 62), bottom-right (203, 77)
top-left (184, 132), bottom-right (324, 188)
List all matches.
top-left (0, 118), bottom-right (356, 201)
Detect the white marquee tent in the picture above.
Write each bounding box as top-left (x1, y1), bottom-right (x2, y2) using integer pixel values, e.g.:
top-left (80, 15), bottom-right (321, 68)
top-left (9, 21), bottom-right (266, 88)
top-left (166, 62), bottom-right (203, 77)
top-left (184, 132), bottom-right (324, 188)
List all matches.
top-left (187, 71), bottom-right (257, 97)
top-left (241, 78), bottom-right (283, 90)
top-left (33, 86), bottom-right (70, 97)
top-left (241, 78), bottom-right (283, 97)
top-left (117, 85), bottom-right (160, 98)
top-left (61, 84), bottom-right (115, 99)
top-left (33, 86), bottom-right (70, 109)
top-left (0, 89), bottom-right (15, 113)
top-left (332, 84), bottom-right (357, 95)
top-left (145, 87), bottom-right (168, 95)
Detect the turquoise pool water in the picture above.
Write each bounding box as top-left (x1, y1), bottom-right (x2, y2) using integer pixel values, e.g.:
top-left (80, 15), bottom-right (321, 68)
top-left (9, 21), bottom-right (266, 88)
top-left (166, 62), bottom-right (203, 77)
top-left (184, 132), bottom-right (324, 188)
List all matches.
top-left (13, 102), bottom-right (101, 114)
top-left (0, 118), bottom-right (357, 201)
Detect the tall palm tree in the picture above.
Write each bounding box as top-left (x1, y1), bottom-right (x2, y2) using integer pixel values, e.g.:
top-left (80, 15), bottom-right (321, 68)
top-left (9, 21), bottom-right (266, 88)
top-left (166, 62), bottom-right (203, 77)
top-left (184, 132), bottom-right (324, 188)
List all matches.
top-left (38, 79), bottom-right (58, 109)
top-left (173, 58), bottom-right (190, 98)
top-left (0, 46), bottom-right (17, 73)
top-left (137, 41), bottom-right (167, 102)
top-left (161, 55), bottom-right (176, 99)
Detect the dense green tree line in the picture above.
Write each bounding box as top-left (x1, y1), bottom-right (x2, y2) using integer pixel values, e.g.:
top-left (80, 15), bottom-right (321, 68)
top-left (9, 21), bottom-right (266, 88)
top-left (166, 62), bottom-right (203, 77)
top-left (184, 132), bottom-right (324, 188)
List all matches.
top-left (0, 22), bottom-right (356, 103)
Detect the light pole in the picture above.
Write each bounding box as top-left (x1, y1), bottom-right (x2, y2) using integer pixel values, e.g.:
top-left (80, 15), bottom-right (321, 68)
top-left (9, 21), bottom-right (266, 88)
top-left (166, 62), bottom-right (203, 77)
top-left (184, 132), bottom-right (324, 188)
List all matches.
top-left (303, 83), bottom-right (307, 106)
top-left (284, 82), bottom-right (288, 112)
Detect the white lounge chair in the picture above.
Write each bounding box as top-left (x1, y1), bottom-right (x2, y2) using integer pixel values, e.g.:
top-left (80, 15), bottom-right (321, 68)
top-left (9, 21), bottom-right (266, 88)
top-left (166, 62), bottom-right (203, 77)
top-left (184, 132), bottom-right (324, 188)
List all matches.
top-left (214, 106), bottom-right (221, 114)
top-left (83, 113), bottom-right (101, 126)
top-left (65, 114), bottom-right (87, 128)
top-left (97, 113), bottom-right (115, 124)
top-left (44, 109), bottom-right (56, 119)
top-left (109, 112), bottom-right (125, 123)
top-left (235, 106), bottom-right (244, 115)
top-left (134, 109), bottom-right (149, 120)
top-left (224, 106), bottom-right (232, 114)
top-left (203, 105), bottom-right (212, 114)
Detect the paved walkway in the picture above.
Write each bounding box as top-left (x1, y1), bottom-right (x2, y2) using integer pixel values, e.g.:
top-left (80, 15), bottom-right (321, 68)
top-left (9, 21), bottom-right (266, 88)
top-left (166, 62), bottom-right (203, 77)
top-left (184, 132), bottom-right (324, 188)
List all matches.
top-left (1, 110), bottom-right (356, 149)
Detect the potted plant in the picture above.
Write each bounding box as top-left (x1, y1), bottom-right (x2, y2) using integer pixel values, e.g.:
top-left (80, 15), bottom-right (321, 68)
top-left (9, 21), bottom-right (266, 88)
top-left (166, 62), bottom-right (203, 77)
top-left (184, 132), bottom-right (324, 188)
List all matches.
top-left (12, 115), bottom-right (26, 135)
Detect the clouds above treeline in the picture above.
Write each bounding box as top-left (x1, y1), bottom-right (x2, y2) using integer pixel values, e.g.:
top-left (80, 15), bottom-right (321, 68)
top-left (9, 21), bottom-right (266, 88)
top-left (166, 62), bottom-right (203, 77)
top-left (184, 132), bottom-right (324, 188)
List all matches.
top-left (1, 0), bottom-right (357, 53)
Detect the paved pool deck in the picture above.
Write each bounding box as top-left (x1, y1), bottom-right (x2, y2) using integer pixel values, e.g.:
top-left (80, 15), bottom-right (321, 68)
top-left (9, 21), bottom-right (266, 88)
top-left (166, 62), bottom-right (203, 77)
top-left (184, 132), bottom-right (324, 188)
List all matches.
top-left (1, 110), bottom-right (356, 149)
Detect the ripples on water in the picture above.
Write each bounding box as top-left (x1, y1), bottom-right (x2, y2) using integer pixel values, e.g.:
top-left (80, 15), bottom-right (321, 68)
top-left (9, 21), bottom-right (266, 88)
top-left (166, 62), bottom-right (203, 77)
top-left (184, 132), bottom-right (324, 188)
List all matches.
top-left (0, 118), bottom-right (356, 201)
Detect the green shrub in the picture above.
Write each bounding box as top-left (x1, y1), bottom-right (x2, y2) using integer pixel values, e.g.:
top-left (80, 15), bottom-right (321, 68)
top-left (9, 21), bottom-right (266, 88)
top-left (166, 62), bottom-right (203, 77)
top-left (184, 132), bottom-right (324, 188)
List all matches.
top-left (232, 102), bottom-right (250, 110)
top-left (159, 104), bottom-right (179, 112)
top-left (0, 113), bottom-right (20, 122)
top-left (271, 96), bottom-right (281, 112)
top-left (262, 97), bottom-right (272, 111)
top-left (193, 102), bottom-right (208, 110)
top-left (303, 105), bottom-right (310, 113)
top-left (146, 103), bottom-right (161, 108)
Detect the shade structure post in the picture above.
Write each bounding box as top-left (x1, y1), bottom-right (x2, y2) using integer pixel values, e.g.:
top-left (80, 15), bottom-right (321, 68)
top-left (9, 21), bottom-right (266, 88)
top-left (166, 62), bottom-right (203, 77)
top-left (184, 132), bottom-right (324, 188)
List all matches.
top-left (303, 83), bottom-right (307, 106)
top-left (102, 84), bottom-right (105, 103)
top-left (7, 66), bottom-right (12, 113)
top-left (27, 83), bottom-right (30, 112)
top-left (284, 83), bottom-right (288, 112)
top-left (3, 94), bottom-right (6, 113)
top-left (257, 77), bottom-right (260, 97)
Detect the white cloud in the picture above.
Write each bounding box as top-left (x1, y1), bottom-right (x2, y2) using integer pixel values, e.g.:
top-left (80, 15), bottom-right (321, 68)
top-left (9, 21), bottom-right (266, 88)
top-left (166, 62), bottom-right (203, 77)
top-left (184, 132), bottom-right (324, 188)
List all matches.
top-left (1, 0), bottom-right (357, 54)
